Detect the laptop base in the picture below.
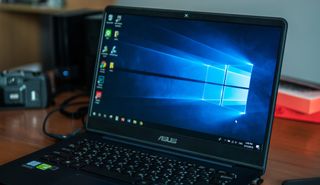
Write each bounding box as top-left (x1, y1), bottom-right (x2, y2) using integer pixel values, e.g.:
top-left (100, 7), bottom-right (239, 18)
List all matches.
top-left (0, 132), bottom-right (261, 185)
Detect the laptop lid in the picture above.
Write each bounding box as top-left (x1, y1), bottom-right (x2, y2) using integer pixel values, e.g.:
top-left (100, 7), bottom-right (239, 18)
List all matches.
top-left (87, 6), bottom-right (287, 171)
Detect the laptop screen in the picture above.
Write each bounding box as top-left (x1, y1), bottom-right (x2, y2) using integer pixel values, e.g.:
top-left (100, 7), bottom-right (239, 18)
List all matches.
top-left (88, 6), bottom-right (286, 168)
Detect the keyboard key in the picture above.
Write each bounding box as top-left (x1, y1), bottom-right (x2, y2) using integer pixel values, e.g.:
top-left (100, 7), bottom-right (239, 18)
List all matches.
top-left (82, 165), bottom-right (135, 183)
top-left (40, 138), bottom-right (237, 185)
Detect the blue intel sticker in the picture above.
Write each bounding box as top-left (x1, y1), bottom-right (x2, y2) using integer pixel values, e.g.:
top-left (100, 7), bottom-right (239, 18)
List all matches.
top-left (26, 161), bottom-right (41, 167)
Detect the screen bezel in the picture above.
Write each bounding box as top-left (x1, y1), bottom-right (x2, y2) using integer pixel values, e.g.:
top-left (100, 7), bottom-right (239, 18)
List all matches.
top-left (87, 5), bottom-right (287, 171)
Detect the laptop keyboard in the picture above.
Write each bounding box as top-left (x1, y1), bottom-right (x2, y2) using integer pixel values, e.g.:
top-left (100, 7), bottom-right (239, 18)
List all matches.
top-left (41, 138), bottom-right (237, 185)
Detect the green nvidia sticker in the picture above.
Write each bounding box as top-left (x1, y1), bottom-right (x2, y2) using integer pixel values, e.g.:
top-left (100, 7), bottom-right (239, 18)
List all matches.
top-left (36, 163), bottom-right (52, 170)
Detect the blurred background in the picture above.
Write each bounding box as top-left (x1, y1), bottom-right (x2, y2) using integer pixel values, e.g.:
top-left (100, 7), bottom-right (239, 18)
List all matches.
top-left (0, 0), bottom-right (319, 118)
top-left (1, 0), bottom-right (319, 86)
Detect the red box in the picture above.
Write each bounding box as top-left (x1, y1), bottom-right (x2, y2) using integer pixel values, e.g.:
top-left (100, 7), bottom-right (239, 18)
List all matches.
top-left (277, 90), bottom-right (320, 115)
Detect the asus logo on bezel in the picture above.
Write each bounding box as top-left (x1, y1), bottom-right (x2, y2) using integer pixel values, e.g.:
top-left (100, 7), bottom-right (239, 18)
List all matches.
top-left (158, 136), bottom-right (178, 144)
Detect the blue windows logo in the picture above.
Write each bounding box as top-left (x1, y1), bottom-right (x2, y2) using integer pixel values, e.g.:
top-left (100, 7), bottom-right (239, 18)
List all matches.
top-left (201, 63), bottom-right (253, 114)
top-left (118, 40), bottom-right (253, 116)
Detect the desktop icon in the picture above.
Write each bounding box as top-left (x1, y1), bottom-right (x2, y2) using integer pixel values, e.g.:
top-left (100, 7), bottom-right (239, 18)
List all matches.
top-left (110, 46), bottom-right (117, 55)
top-left (139, 121), bottom-right (144, 126)
top-left (115, 15), bottom-right (122, 23)
top-left (109, 115), bottom-right (113, 119)
top-left (95, 91), bottom-right (102, 100)
top-left (133, 120), bottom-right (137, 124)
top-left (97, 76), bottom-right (105, 85)
top-left (102, 46), bottom-right (108, 54)
top-left (121, 117), bottom-right (125, 122)
top-left (109, 62), bottom-right (115, 71)
top-left (114, 31), bottom-right (119, 39)
top-left (107, 14), bottom-right (113, 22)
top-left (127, 119), bottom-right (131, 123)
top-left (115, 116), bottom-right (119, 121)
top-left (100, 61), bottom-right (107, 69)
top-left (105, 29), bottom-right (112, 39)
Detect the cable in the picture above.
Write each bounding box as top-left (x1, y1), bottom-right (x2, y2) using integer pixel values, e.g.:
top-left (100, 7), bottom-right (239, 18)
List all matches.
top-left (42, 101), bottom-right (88, 140)
top-left (42, 93), bottom-right (89, 140)
top-left (59, 93), bottom-right (88, 119)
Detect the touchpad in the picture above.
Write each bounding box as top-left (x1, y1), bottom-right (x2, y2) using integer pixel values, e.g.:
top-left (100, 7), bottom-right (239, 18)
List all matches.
top-left (53, 174), bottom-right (120, 185)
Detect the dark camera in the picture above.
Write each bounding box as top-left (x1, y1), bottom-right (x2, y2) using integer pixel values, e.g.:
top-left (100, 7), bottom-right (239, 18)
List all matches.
top-left (0, 70), bottom-right (51, 109)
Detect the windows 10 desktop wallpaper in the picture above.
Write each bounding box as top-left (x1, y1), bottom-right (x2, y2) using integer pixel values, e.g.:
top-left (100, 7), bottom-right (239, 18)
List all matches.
top-left (95, 14), bottom-right (282, 145)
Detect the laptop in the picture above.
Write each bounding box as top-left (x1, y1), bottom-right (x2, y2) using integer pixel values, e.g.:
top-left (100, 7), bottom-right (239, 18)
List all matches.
top-left (0, 6), bottom-right (287, 185)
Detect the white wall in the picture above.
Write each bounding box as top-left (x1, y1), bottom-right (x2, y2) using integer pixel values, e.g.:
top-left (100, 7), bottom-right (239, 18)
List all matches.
top-left (115, 0), bottom-right (320, 85)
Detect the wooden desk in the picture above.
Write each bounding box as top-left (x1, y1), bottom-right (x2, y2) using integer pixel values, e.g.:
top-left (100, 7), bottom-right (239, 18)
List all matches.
top-left (0, 93), bottom-right (320, 185)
